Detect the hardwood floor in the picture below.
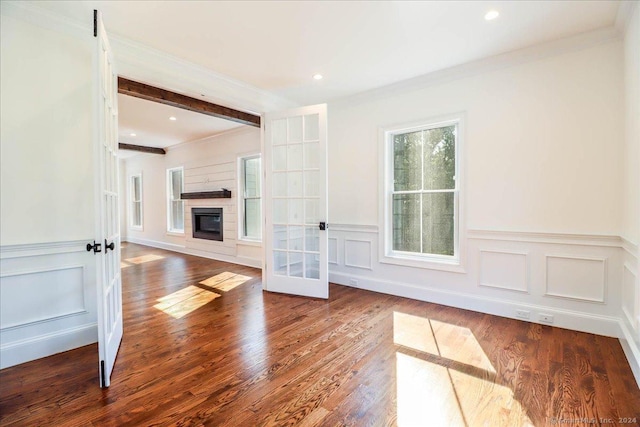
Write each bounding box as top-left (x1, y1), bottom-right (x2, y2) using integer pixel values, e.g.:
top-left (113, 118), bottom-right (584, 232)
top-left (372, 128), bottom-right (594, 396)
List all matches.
top-left (1, 243), bottom-right (639, 426)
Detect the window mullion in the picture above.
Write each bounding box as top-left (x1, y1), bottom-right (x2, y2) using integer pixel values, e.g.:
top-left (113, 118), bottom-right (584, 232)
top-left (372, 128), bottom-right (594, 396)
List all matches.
top-left (419, 130), bottom-right (424, 254)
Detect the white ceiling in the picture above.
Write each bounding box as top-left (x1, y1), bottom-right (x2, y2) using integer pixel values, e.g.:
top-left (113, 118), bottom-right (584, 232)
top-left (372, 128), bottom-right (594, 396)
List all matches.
top-left (117, 95), bottom-right (242, 158)
top-left (27, 0), bottom-right (623, 154)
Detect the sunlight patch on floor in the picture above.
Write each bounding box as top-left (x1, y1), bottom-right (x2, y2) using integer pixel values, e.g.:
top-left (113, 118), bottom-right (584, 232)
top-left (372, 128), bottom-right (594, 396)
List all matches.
top-left (396, 351), bottom-right (466, 426)
top-left (125, 254), bottom-right (165, 264)
top-left (393, 312), bottom-right (495, 373)
top-left (200, 271), bottom-right (252, 292)
top-left (393, 312), bottom-right (532, 426)
top-left (120, 261), bottom-right (132, 269)
top-left (153, 285), bottom-right (220, 319)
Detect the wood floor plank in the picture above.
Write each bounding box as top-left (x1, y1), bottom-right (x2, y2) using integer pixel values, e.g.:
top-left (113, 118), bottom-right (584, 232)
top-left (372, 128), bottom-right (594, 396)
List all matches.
top-left (1, 243), bottom-right (639, 426)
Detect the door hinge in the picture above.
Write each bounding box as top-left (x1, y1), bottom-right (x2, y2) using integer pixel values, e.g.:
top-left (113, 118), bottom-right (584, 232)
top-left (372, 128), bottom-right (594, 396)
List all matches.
top-left (93, 10), bottom-right (97, 37)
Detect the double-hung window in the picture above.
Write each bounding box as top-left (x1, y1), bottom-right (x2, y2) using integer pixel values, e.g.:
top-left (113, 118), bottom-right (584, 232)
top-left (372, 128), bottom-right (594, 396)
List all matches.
top-left (239, 155), bottom-right (262, 241)
top-left (167, 167), bottom-right (184, 233)
top-left (130, 173), bottom-right (143, 229)
top-left (382, 116), bottom-right (463, 269)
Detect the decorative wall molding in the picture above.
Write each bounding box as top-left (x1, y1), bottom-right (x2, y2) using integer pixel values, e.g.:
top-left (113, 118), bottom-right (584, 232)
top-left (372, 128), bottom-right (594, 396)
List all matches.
top-left (329, 270), bottom-right (621, 338)
top-left (478, 250), bottom-right (529, 293)
top-left (544, 255), bottom-right (607, 304)
top-left (1, 265), bottom-right (86, 330)
top-left (622, 262), bottom-right (638, 330)
top-left (112, 35), bottom-right (294, 114)
top-left (328, 237), bottom-right (338, 265)
top-left (615, 1), bottom-right (639, 33)
top-left (0, 240), bottom-right (97, 369)
top-left (1, 0), bottom-right (294, 115)
top-left (332, 26), bottom-right (621, 106)
top-left (622, 237), bottom-right (639, 258)
top-left (328, 223), bottom-right (378, 233)
top-left (0, 240), bottom-right (88, 259)
top-left (0, 310), bottom-right (88, 332)
top-left (344, 239), bottom-right (373, 270)
top-left (0, 1), bottom-right (89, 40)
top-left (468, 229), bottom-right (622, 247)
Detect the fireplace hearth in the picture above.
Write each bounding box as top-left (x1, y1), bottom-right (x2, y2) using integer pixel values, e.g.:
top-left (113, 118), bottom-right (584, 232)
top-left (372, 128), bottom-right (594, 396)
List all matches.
top-left (192, 208), bottom-right (223, 241)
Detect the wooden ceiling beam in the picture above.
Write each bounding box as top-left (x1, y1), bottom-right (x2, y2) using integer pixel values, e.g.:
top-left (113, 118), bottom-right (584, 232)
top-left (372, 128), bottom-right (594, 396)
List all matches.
top-left (119, 143), bottom-right (166, 155)
top-left (117, 77), bottom-right (261, 128)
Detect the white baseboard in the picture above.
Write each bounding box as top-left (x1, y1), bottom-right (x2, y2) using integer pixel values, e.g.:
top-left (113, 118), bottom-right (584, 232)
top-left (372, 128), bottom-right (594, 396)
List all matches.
top-left (124, 236), bottom-right (185, 252)
top-left (124, 236), bottom-right (262, 269)
top-left (330, 271), bottom-right (640, 388)
top-left (329, 271), bottom-right (621, 337)
top-left (0, 323), bottom-right (97, 369)
top-left (619, 320), bottom-right (640, 387)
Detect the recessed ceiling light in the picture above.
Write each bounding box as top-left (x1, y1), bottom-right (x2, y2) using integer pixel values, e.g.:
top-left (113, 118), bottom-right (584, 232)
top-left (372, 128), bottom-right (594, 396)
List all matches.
top-left (313, 74), bottom-right (323, 80)
top-left (130, 133), bottom-right (136, 137)
top-left (169, 116), bottom-right (177, 121)
top-left (485, 10), bottom-right (499, 21)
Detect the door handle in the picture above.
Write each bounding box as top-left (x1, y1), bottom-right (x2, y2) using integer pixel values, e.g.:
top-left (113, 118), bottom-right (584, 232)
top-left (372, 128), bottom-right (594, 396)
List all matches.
top-left (104, 240), bottom-right (115, 252)
top-left (86, 241), bottom-right (102, 253)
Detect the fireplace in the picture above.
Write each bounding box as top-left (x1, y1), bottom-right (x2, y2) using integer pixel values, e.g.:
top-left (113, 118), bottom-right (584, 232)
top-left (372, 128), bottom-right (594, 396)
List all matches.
top-left (192, 208), bottom-right (223, 241)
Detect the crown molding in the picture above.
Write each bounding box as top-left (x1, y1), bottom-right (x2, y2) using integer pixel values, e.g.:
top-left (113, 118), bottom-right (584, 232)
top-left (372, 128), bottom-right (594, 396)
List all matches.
top-left (331, 26), bottom-right (622, 107)
top-left (111, 36), bottom-right (296, 114)
top-left (615, 1), bottom-right (638, 33)
top-left (0, 0), bottom-right (90, 40)
top-left (1, 1), bottom-right (296, 114)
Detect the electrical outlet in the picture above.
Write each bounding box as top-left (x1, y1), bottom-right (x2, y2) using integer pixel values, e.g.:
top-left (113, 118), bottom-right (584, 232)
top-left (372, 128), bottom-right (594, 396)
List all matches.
top-left (539, 313), bottom-right (554, 324)
top-left (515, 309), bottom-right (530, 320)
top-left (349, 279), bottom-right (358, 287)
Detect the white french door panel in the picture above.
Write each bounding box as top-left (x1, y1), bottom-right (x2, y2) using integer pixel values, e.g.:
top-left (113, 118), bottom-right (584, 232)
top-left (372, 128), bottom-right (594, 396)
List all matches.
top-left (263, 104), bottom-right (328, 299)
top-left (94, 10), bottom-right (123, 388)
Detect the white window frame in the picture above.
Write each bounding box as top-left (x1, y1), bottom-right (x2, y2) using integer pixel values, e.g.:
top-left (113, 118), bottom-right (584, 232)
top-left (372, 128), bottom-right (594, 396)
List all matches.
top-left (166, 166), bottom-right (185, 234)
top-left (378, 113), bottom-right (466, 273)
top-left (129, 172), bottom-right (143, 231)
top-left (237, 154), bottom-right (262, 243)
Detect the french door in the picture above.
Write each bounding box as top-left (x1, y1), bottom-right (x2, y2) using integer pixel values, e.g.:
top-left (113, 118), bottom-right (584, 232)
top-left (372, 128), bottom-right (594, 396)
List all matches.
top-left (94, 10), bottom-right (123, 388)
top-left (263, 104), bottom-right (329, 299)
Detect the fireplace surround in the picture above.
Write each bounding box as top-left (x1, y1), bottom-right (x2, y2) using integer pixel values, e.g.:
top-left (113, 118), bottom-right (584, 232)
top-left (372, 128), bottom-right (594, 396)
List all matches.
top-left (192, 208), bottom-right (223, 241)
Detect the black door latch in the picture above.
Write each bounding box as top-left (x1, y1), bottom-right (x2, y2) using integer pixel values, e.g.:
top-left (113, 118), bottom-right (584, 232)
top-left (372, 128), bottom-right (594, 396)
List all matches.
top-left (105, 240), bottom-right (115, 252)
top-left (86, 241), bottom-right (102, 253)
top-left (319, 222), bottom-right (326, 231)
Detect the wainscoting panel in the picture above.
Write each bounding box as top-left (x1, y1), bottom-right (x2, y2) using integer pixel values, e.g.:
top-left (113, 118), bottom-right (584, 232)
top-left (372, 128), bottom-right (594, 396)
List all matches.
top-left (328, 237), bottom-right (338, 265)
top-left (0, 240), bottom-right (97, 369)
top-left (545, 255), bottom-right (606, 303)
top-left (328, 226), bottom-right (624, 337)
top-left (623, 263), bottom-right (638, 330)
top-left (1, 266), bottom-right (85, 329)
top-left (344, 239), bottom-right (372, 270)
top-left (478, 250), bottom-right (528, 293)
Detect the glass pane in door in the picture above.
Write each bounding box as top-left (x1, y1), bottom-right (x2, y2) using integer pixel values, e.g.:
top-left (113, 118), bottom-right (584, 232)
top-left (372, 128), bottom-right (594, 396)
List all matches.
top-left (271, 113), bottom-right (322, 283)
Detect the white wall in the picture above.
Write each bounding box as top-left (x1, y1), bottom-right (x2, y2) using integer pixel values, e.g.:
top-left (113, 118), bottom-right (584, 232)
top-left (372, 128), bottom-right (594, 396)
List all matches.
top-left (329, 41), bottom-right (623, 234)
top-left (0, 5), bottom-right (97, 368)
top-left (122, 127), bottom-right (262, 267)
top-left (620, 3), bottom-right (640, 383)
top-left (0, 8), bottom-right (94, 245)
top-left (327, 39), bottom-right (628, 342)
